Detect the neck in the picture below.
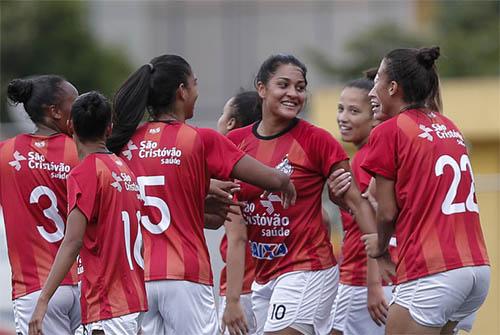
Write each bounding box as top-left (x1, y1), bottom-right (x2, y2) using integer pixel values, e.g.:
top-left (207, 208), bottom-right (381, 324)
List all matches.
top-left (33, 123), bottom-right (61, 136)
top-left (155, 106), bottom-right (186, 123)
top-left (75, 137), bottom-right (109, 160)
top-left (257, 111), bottom-right (295, 137)
top-left (354, 137), bottom-right (368, 150)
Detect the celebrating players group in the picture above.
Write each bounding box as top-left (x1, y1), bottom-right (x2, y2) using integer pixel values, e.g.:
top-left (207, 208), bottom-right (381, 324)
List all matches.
top-left (0, 47), bottom-right (490, 335)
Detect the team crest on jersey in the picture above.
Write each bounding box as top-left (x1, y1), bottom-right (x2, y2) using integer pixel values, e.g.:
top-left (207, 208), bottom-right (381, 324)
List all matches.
top-left (149, 127), bottom-right (161, 134)
top-left (9, 151), bottom-right (26, 171)
top-left (275, 154), bottom-right (293, 176)
top-left (417, 124), bottom-right (434, 142)
top-left (110, 172), bottom-right (123, 192)
top-left (34, 140), bottom-right (46, 148)
top-left (260, 194), bottom-right (282, 215)
top-left (122, 140), bottom-right (138, 161)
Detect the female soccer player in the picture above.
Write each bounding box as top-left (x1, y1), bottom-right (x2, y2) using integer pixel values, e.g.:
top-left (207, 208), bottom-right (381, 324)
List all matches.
top-left (330, 72), bottom-right (396, 335)
top-left (361, 46), bottom-right (490, 335)
top-left (224, 54), bottom-right (382, 335)
top-left (106, 55), bottom-right (296, 335)
top-left (29, 91), bottom-right (148, 335)
top-left (217, 91), bottom-right (262, 335)
top-left (0, 75), bottom-right (81, 335)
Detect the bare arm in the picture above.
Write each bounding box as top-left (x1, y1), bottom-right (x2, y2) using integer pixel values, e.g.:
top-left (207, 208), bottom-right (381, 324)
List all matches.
top-left (222, 207), bottom-right (249, 335)
top-left (29, 208), bottom-right (87, 335)
top-left (231, 155), bottom-right (296, 208)
top-left (374, 175), bottom-right (398, 256)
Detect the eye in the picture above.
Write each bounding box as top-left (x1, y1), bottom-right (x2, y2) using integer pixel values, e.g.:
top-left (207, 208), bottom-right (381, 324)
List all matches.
top-left (296, 85), bottom-right (306, 93)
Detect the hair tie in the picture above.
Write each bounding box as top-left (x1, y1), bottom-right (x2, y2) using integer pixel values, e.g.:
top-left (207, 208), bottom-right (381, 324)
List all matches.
top-left (147, 63), bottom-right (155, 73)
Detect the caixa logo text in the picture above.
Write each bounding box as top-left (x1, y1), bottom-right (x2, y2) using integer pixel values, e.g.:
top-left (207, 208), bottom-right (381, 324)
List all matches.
top-left (250, 241), bottom-right (288, 260)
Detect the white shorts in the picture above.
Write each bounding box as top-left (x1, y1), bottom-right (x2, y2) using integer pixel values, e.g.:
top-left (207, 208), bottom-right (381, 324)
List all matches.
top-left (251, 266), bottom-right (339, 335)
top-left (12, 285), bottom-right (80, 335)
top-left (142, 280), bottom-right (219, 335)
top-left (219, 293), bottom-right (257, 334)
top-left (391, 265), bottom-right (490, 328)
top-left (84, 312), bottom-right (143, 335)
top-left (331, 284), bottom-right (393, 335)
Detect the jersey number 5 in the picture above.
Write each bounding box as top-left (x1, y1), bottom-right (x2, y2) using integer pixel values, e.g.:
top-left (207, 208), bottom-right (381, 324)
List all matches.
top-left (435, 154), bottom-right (479, 215)
top-left (137, 176), bottom-right (171, 234)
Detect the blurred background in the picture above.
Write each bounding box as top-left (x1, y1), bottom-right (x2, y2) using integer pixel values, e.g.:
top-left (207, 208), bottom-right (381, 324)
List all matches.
top-left (1, 1), bottom-right (498, 334)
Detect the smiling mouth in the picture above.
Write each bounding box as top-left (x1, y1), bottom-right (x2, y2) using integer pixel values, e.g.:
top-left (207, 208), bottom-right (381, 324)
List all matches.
top-left (338, 124), bottom-right (352, 132)
top-left (370, 100), bottom-right (380, 112)
top-left (281, 100), bottom-right (298, 108)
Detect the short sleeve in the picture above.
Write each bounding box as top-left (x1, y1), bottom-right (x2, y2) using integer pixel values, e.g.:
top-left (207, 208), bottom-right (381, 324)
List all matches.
top-left (361, 121), bottom-right (397, 180)
top-left (308, 126), bottom-right (349, 177)
top-left (199, 128), bottom-right (246, 180)
top-left (67, 166), bottom-right (98, 222)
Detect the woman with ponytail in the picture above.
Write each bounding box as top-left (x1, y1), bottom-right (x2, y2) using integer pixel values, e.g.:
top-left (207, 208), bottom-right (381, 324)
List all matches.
top-left (108, 55), bottom-right (296, 335)
top-left (0, 76), bottom-right (81, 334)
top-left (361, 47), bottom-right (490, 334)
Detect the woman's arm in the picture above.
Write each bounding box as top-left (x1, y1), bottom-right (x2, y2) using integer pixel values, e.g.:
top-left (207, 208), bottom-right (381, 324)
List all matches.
top-left (222, 208), bottom-right (249, 335)
top-left (231, 155), bottom-right (296, 209)
top-left (29, 207), bottom-right (87, 335)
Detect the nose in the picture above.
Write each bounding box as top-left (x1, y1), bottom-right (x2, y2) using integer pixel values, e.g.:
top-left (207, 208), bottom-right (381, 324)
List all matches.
top-left (368, 87), bottom-right (376, 99)
top-left (286, 86), bottom-right (299, 98)
top-left (337, 109), bottom-right (348, 123)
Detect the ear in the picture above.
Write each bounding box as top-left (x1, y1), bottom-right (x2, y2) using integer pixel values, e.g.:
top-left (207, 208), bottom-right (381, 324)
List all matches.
top-left (256, 81), bottom-right (266, 99)
top-left (226, 117), bottom-right (237, 131)
top-left (388, 81), bottom-right (398, 97)
top-left (47, 104), bottom-right (62, 120)
top-left (178, 83), bottom-right (188, 101)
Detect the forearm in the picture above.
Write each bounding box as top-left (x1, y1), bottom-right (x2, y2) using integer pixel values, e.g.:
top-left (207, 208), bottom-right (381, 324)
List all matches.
top-left (376, 214), bottom-right (395, 255)
top-left (347, 193), bottom-right (377, 234)
top-left (366, 257), bottom-right (382, 287)
top-left (231, 155), bottom-right (288, 192)
top-left (225, 213), bottom-right (247, 302)
top-left (38, 239), bottom-right (81, 303)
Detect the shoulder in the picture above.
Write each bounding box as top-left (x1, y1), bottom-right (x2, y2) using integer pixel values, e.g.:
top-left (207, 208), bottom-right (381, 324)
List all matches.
top-left (226, 124), bottom-right (254, 145)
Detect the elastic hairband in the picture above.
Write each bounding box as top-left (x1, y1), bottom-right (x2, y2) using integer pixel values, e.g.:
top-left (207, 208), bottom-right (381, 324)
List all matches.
top-left (147, 63), bottom-right (154, 73)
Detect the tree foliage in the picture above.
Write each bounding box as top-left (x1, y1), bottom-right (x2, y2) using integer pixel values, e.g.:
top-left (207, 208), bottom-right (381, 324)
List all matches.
top-left (1, 1), bottom-right (132, 123)
top-left (308, 1), bottom-right (499, 81)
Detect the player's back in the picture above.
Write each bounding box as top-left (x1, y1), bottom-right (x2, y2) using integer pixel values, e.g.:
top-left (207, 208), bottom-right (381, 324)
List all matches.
top-left (0, 133), bottom-right (78, 299)
top-left (364, 109), bottom-right (489, 283)
top-left (120, 121), bottom-right (244, 285)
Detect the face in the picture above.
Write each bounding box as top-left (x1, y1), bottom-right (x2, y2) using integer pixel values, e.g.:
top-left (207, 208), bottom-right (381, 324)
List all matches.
top-left (183, 73), bottom-right (198, 120)
top-left (368, 59), bottom-right (398, 122)
top-left (54, 81), bottom-right (78, 134)
top-left (257, 63), bottom-right (306, 121)
top-left (337, 87), bottom-right (375, 147)
top-left (217, 97), bottom-right (236, 135)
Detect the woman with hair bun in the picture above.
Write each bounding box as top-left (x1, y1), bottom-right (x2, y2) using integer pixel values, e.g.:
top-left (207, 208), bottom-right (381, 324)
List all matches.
top-left (361, 46), bottom-right (490, 334)
top-left (30, 91), bottom-right (148, 335)
top-left (0, 75), bottom-right (81, 334)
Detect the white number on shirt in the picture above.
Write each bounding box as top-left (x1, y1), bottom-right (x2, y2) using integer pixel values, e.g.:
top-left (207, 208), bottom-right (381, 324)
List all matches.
top-left (30, 186), bottom-right (65, 243)
top-left (137, 176), bottom-right (171, 234)
top-left (434, 154), bottom-right (479, 215)
top-left (121, 210), bottom-right (144, 270)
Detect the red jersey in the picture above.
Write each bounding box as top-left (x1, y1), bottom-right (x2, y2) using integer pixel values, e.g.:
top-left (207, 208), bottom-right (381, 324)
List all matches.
top-left (361, 109), bottom-right (489, 284)
top-left (339, 144), bottom-right (397, 286)
top-left (67, 153), bottom-right (147, 324)
top-left (227, 119), bottom-right (348, 284)
top-left (0, 134), bottom-right (78, 299)
top-left (119, 121), bottom-right (245, 285)
top-left (219, 234), bottom-right (255, 295)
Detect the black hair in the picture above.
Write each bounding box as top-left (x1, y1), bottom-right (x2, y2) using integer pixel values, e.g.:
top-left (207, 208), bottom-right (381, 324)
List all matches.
top-left (107, 54), bottom-right (192, 153)
top-left (384, 46), bottom-right (442, 112)
top-left (71, 91), bottom-right (112, 142)
top-left (344, 67), bottom-right (377, 92)
top-left (254, 54), bottom-right (308, 88)
top-left (7, 75), bottom-right (67, 124)
top-left (229, 91), bottom-right (262, 127)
